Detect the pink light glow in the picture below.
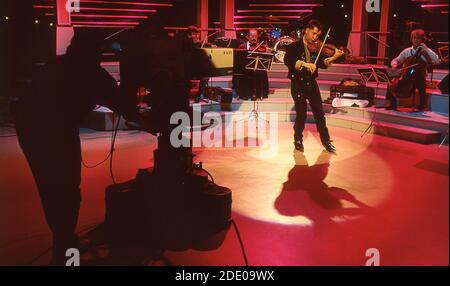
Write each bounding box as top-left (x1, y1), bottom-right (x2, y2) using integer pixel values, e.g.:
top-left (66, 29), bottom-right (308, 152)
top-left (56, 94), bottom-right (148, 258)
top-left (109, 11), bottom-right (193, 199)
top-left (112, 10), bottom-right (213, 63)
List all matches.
top-left (234, 21), bottom-right (289, 25)
top-left (77, 7), bottom-right (156, 12)
top-left (33, 5), bottom-right (55, 9)
top-left (79, 0), bottom-right (173, 6)
top-left (249, 4), bottom-right (323, 7)
top-left (72, 14), bottom-right (148, 19)
top-left (237, 9), bottom-right (313, 13)
top-left (73, 25), bottom-right (135, 28)
top-left (71, 21), bottom-right (139, 25)
top-left (421, 4), bottom-right (449, 8)
top-left (234, 15), bottom-right (301, 19)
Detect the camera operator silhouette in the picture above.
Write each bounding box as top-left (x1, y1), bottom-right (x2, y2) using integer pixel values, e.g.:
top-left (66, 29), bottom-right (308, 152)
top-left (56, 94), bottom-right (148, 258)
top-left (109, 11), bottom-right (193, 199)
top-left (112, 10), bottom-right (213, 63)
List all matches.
top-left (15, 30), bottom-right (137, 265)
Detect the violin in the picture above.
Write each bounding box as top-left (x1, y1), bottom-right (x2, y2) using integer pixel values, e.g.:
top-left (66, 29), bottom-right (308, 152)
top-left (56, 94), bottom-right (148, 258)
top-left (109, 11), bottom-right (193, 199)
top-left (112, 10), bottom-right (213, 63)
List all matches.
top-left (248, 41), bottom-right (273, 53)
top-left (307, 41), bottom-right (341, 57)
top-left (295, 27), bottom-right (332, 90)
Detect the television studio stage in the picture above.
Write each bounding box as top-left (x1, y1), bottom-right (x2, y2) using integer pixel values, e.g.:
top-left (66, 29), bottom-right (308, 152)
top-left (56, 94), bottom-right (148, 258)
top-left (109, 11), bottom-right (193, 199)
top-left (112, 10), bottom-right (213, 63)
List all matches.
top-left (0, 0), bottom-right (448, 266)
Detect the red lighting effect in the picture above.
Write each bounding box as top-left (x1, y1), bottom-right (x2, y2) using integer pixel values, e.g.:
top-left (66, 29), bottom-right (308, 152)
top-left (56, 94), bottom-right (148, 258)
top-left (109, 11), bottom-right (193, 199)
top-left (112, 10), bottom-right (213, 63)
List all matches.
top-left (237, 9), bottom-right (313, 13)
top-left (421, 4), bottom-right (449, 8)
top-left (77, 7), bottom-right (157, 12)
top-left (33, 5), bottom-right (55, 9)
top-left (234, 21), bottom-right (289, 25)
top-left (79, 0), bottom-right (173, 6)
top-left (73, 24), bottom-right (135, 28)
top-left (72, 14), bottom-right (148, 19)
top-left (71, 21), bottom-right (139, 25)
top-left (234, 15), bottom-right (301, 19)
top-left (249, 3), bottom-right (323, 7)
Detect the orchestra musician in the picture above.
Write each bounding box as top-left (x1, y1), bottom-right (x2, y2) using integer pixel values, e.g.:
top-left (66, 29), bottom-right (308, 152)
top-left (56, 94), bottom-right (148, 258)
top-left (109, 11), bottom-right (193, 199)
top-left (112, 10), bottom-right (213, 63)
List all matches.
top-left (386, 29), bottom-right (441, 111)
top-left (186, 26), bottom-right (214, 102)
top-left (236, 29), bottom-right (271, 100)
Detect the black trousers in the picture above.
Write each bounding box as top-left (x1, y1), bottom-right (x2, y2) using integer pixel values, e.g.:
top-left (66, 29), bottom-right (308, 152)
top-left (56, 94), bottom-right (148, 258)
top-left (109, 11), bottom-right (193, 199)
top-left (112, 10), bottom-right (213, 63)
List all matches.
top-left (291, 79), bottom-right (330, 143)
top-left (16, 121), bottom-right (81, 247)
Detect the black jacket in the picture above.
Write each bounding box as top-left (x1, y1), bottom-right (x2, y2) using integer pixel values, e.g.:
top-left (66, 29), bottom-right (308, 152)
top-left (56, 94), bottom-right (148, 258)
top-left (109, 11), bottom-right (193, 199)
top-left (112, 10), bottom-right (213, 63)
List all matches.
top-left (284, 40), bottom-right (328, 81)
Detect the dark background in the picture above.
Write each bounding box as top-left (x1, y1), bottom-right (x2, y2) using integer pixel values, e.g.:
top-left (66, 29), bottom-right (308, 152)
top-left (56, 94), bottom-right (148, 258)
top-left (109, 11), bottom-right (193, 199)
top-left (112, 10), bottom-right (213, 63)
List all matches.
top-left (0, 0), bottom-right (448, 123)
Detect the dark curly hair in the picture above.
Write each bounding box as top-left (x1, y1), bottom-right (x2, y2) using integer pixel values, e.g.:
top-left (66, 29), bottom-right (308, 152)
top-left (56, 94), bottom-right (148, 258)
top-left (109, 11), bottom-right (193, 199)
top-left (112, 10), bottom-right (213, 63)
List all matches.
top-left (306, 19), bottom-right (323, 31)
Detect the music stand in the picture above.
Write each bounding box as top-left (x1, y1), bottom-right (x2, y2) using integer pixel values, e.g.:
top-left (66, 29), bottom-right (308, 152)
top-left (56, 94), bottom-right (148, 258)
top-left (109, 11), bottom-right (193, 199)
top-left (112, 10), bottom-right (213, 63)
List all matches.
top-left (238, 50), bottom-right (275, 125)
top-left (245, 51), bottom-right (275, 72)
top-left (357, 67), bottom-right (391, 138)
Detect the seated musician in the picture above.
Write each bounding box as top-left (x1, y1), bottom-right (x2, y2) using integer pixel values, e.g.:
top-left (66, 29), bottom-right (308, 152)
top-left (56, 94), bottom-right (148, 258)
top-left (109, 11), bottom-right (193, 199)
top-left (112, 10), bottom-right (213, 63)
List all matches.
top-left (186, 26), bottom-right (213, 102)
top-left (235, 29), bottom-right (271, 100)
top-left (387, 29), bottom-right (441, 111)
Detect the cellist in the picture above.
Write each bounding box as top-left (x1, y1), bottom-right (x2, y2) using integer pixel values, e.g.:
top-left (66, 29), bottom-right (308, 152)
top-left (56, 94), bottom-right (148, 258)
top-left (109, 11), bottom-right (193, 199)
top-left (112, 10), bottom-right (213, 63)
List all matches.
top-left (387, 29), bottom-right (441, 111)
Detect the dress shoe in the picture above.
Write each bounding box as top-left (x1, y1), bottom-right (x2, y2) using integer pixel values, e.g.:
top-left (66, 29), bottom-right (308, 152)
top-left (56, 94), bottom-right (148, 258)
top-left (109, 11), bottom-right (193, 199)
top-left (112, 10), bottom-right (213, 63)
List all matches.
top-left (294, 140), bottom-right (304, 152)
top-left (322, 140), bottom-right (336, 153)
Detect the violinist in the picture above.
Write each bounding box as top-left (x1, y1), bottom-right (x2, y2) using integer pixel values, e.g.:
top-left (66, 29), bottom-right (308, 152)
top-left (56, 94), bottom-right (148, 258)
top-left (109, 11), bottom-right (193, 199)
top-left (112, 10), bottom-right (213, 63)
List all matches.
top-left (236, 29), bottom-right (270, 100)
top-left (284, 20), bottom-right (344, 153)
top-left (387, 29), bottom-right (441, 111)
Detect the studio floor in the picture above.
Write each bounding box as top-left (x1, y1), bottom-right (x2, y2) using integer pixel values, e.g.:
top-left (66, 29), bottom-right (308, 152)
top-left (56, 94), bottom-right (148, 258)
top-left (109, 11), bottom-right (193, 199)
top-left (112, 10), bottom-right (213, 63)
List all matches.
top-left (0, 123), bottom-right (448, 266)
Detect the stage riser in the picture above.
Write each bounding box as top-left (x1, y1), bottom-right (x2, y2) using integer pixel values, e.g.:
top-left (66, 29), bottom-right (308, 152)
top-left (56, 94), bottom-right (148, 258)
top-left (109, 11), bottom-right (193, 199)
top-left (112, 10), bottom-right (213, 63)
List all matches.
top-left (101, 62), bottom-right (448, 84)
top-left (265, 89), bottom-right (445, 115)
top-left (270, 63), bottom-right (448, 82)
top-left (92, 61), bottom-right (448, 144)
top-left (83, 105), bottom-right (444, 144)
top-left (269, 70), bottom-right (362, 82)
top-left (208, 100), bottom-right (393, 114)
top-left (205, 102), bottom-right (447, 131)
top-left (100, 62), bottom-right (447, 112)
top-left (209, 78), bottom-right (447, 115)
top-left (325, 116), bottom-right (442, 144)
top-left (268, 89), bottom-right (388, 105)
top-left (214, 78), bottom-right (447, 100)
top-left (430, 95), bottom-right (449, 114)
top-left (196, 108), bottom-right (443, 145)
top-left (364, 112), bottom-right (448, 133)
top-left (209, 77), bottom-right (390, 96)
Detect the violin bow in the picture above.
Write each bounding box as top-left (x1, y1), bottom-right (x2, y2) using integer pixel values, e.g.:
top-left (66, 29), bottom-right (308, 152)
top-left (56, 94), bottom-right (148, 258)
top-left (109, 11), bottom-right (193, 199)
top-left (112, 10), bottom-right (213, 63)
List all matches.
top-left (249, 41), bottom-right (266, 55)
top-left (313, 26), bottom-right (332, 65)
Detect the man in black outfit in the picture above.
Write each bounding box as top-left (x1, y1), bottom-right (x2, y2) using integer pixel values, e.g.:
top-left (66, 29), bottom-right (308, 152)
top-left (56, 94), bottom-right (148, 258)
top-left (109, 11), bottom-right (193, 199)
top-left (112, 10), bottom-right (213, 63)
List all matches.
top-left (15, 31), bottom-right (137, 265)
top-left (284, 20), bottom-right (344, 153)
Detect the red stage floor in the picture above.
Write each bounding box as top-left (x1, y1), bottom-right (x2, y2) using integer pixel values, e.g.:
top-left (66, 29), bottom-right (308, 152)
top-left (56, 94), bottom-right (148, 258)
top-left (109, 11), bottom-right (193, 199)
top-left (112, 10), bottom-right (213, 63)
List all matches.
top-left (0, 123), bottom-right (448, 266)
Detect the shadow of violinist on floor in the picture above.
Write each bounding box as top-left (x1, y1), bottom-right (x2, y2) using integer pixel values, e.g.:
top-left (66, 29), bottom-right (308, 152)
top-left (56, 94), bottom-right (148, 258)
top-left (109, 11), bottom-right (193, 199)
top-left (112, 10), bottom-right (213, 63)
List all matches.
top-left (275, 151), bottom-right (375, 234)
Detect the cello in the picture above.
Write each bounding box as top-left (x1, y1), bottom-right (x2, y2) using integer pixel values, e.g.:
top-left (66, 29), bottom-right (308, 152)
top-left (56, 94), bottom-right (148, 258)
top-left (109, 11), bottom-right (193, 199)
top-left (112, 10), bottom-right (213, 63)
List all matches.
top-left (389, 46), bottom-right (425, 98)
